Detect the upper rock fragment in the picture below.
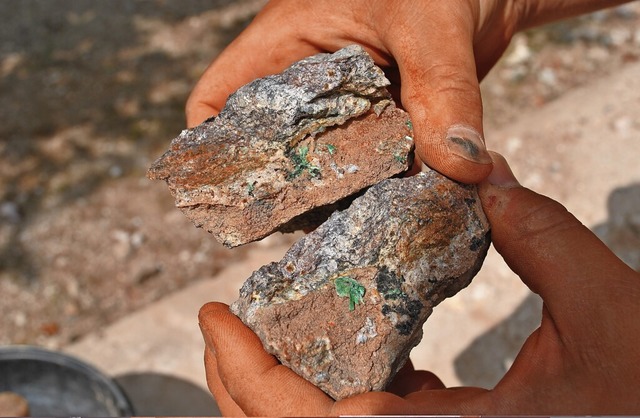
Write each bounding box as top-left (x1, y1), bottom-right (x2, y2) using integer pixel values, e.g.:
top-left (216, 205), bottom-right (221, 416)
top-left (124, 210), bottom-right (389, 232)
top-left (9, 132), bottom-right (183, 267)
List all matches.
top-left (231, 168), bottom-right (491, 400)
top-left (148, 45), bottom-right (414, 247)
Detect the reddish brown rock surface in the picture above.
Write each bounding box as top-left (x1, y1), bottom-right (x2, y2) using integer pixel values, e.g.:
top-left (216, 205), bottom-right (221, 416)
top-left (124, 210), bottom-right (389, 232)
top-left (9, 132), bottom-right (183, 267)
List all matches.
top-left (148, 46), bottom-right (414, 247)
top-left (231, 169), bottom-right (491, 400)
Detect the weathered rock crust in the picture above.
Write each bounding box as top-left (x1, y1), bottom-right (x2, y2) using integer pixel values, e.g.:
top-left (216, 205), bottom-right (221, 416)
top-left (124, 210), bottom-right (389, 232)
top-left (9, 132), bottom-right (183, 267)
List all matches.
top-left (231, 169), bottom-right (491, 400)
top-left (148, 45), bottom-right (414, 247)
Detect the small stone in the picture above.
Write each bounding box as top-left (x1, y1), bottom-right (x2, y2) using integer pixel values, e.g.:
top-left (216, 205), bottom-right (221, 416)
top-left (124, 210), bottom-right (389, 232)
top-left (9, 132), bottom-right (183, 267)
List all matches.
top-left (634, 29), bottom-right (640, 46)
top-left (0, 201), bottom-right (21, 224)
top-left (612, 116), bottom-right (633, 137)
top-left (504, 35), bottom-right (531, 66)
top-left (148, 45), bottom-right (414, 247)
top-left (538, 67), bottom-right (558, 87)
top-left (0, 392), bottom-right (30, 417)
top-left (608, 27), bottom-right (632, 47)
top-left (109, 164), bottom-right (123, 178)
top-left (231, 168), bottom-right (491, 400)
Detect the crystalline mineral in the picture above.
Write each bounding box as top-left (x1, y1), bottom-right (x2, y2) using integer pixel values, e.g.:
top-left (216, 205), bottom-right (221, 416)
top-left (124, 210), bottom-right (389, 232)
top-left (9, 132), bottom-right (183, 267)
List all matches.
top-left (231, 169), bottom-right (491, 400)
top-left (148, 45), bottom-right (414, 247)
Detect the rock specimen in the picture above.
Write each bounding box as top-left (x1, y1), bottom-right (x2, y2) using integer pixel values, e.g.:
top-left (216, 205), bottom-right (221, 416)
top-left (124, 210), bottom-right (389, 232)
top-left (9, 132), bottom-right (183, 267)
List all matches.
top-left (148, 45), bottom-right (414, 247)
top-left (231, 168), bottom-right (491, 400)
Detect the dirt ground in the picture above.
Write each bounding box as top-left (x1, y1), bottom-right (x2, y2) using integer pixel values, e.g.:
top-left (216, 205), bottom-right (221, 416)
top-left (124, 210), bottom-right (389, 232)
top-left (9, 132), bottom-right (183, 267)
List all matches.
top-left (1, 1), bottom-right (639, 348)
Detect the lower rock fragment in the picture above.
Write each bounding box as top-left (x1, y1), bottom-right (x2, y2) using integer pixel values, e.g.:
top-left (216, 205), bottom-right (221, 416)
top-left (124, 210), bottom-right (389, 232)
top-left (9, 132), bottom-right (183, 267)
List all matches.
top-left (231, 168), bottom-right (491, 400)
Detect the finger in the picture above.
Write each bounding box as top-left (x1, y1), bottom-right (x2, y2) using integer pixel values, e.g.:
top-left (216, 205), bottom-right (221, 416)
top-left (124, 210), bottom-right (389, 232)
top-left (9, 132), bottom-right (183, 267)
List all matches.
top-left (403, 386), bottom-right (492, 414)
top-left (386, 360), bottom-right (446, 397)
top-left (203, 348), bottom-right (246, 416)
top-left (381, 1), bottom-right (492, 183)
top-left (478, 152), bottom-right (639, 337)
top-left (198, 302), bottom-right (334, 416)
top-left (334, 386), bottom-right (491, 416)
top-left (186, 4), bottom-right (321, 127)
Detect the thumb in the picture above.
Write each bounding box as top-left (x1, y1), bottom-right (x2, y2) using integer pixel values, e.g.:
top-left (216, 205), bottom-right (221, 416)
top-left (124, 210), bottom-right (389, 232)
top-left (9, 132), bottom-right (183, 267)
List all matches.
top-left (198, 302), bottom-right (333, 416)
top-left (385, 2), bottom-right (492, 183)
top-left (385, 360), bottom-right (445, 397)
top-left (478, 152), bottom-right (638, 337)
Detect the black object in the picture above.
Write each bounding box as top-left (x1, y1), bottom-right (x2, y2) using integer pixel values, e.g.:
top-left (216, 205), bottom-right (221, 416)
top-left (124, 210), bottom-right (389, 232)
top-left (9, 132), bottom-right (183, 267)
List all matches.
top-left (0, 345), bottom-right (133, 416)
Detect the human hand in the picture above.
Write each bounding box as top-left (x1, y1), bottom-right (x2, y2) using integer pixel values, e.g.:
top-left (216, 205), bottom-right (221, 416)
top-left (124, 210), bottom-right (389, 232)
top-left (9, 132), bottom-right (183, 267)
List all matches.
top-left (199, 152), bottom-right (640, 415)
top-left (187, 0), bottom-right (510, 183)
top-left (186, 0), bottom-right (627, 183)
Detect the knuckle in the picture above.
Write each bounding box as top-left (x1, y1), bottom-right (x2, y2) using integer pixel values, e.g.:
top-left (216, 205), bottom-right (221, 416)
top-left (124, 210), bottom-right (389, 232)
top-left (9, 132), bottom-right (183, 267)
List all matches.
top-left (403, 61), bottom-right (481, 109)
top-left (424, 62), bottom-right (479, 95)
top-left (509, 195), bottom-right (584, 245)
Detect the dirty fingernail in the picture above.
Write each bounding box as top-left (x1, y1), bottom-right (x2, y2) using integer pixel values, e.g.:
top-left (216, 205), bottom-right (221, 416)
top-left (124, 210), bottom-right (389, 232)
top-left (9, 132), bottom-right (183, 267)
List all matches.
top-left (446, 125), bottom-right (492, 164)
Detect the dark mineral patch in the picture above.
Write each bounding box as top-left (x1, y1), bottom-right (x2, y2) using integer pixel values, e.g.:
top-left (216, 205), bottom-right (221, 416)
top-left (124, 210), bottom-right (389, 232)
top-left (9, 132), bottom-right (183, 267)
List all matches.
top-left (231, 168), bottom-right (491, 400)
top-left (148, 45), bottom-right (414, 247)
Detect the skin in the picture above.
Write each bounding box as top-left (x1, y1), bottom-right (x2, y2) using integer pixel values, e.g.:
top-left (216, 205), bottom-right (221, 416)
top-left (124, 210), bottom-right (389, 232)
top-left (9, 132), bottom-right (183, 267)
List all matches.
top-left (192, 0), bottom-right (638, 414)
top-left (199, 153), bottom-right (640, 415)
top-left (185, 0), bottom-right (629, 183)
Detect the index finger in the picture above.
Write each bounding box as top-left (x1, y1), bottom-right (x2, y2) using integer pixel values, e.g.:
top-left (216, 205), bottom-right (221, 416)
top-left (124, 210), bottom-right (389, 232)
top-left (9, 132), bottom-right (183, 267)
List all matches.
top-left (185, 6), bottom-right (320, 127)
top-left (198, 302), bottom-right (334, 416)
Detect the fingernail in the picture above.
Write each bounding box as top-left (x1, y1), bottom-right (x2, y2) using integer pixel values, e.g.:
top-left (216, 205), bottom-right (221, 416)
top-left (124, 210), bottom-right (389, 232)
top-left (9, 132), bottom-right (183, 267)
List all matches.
top-left (487, 151), bottom-right (520, 188)
top-left (446, 125), bottom-right (492, 164)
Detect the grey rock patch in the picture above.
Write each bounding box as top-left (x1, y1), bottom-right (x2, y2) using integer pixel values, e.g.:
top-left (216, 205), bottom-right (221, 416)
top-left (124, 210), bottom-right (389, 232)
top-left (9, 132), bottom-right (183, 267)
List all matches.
top-left (149, 45), bottom-right (414, 247)
top-left (231, 169), bottom-right (491, 400)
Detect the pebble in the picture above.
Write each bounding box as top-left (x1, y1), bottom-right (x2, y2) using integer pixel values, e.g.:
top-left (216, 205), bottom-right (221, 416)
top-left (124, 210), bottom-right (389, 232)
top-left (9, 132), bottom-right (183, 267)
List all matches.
top-left (612, 116), bottom-right (633, 137)
top-left (502, 66), bottom-right (528, 83)
top-left (614, 4), bottom-right (638, 20)
top-left (587, 45), bottom-right (610, 62)
top-left (12, 311), bottom-right (27, 327)
top-left (504, 35), bottom-right (531, 66)
top-left (0, 202), bottom-right (21, 223)
top-left (538, 67), bottom-right (558, 87)
top-left (608, 27), bottom-right (632, 46)
top-left (505, 136), bottom-right (523, 154)
top-left (109, 165), bottom-right (123, 178)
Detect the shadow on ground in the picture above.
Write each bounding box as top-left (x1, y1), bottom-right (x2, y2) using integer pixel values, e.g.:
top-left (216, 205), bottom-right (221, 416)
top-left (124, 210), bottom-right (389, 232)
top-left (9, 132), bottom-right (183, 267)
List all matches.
top-left (116, 372), bottom-right (220, 416)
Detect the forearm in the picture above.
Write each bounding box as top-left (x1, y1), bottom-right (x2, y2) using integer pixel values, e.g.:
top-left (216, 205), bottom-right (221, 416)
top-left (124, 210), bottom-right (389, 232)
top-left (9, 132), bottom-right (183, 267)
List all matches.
top-left (513, 0), bottom-right (633, 31)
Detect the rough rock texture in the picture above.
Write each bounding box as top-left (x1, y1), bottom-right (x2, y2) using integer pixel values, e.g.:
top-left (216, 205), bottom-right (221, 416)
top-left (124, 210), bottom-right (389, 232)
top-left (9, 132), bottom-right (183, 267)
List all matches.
top-left (231, 169), bottom-right (491, 400)
top-left (148, 45), bottom-right (414, 247)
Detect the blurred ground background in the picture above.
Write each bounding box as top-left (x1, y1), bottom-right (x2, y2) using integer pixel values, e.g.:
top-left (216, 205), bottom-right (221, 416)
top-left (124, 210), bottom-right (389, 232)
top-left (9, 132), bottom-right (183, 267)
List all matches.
top-left (1, 0), bottom-right (270, 347)
top-left (1, 0), bottom-right (639, 407)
